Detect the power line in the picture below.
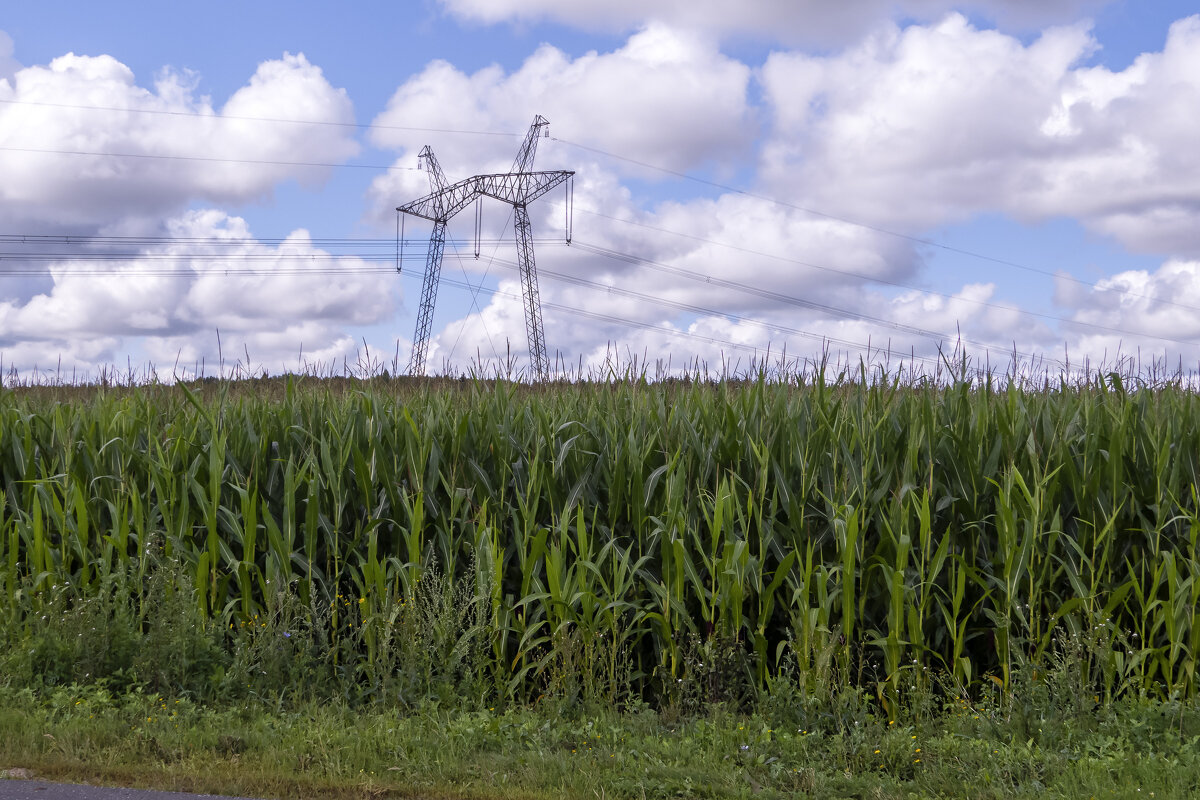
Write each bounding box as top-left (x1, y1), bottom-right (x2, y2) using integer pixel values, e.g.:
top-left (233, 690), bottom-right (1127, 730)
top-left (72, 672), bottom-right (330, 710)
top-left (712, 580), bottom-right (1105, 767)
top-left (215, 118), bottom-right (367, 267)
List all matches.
top-left (0, 233), bottom-right (403, 245)
top-left (0, 96), bottom-right (1183, 318)
top-left (550, 137), bottom-right (1198, 314)
top-left (0, 98), bottom-right (519, 137)
top-left (3, 257), bottom-right (847, 371)
top-left (1, 110), bottom-right (1191, 327)
top-left (428, 268), bottom-right (951, 372)
top-left (466, 252), bottom-right (1052, 365)
top-left (0, 234), bottom-right (1173, 376)
top-left (0, 145), bottom-right (416, 172)
top-left (570, 240), bottom-right (955, 340)
top-left (568, 239), bottom-right (1200, 350)
top-left (0, 234), bottom-right (559, 251)
top-left (0, 240), bottom-right (972, 367)
top-left (446, 204), bottom-right (514, 365)
top-left (3, 220), bottom-right (1189, 349)
top-left (0, 266), bottom-right (397, 276)
top-left (1, 102), bottom-right (1175, 370)
top-left (2, 232), bottom-right (1195, 351)
top-left (0, 240), bottom-right (556, 260)
top-left (13, 140), bottom-right (1190, 327)
top-left (445, 226), bottom-right (504, 364)
top-left (563, 204), bottom-right (1200, 322)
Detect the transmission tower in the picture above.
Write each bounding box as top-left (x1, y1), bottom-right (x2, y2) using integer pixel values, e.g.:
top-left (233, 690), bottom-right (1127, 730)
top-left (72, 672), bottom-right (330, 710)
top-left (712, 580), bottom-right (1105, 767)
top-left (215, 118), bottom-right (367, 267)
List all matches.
top-left (396, 115), bottom-right (574, 381)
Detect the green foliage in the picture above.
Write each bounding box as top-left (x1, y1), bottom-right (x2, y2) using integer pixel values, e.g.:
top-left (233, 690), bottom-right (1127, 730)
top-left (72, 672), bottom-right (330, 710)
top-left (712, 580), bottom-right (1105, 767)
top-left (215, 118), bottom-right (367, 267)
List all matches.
top-left (3, 371), bottom-right (1200, 712)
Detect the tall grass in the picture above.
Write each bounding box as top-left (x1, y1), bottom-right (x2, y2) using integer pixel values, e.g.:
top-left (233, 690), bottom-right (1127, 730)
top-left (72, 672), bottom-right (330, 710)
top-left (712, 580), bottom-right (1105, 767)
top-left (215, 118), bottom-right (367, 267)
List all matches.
top-left (2, 367), bottom-right (1200, 710)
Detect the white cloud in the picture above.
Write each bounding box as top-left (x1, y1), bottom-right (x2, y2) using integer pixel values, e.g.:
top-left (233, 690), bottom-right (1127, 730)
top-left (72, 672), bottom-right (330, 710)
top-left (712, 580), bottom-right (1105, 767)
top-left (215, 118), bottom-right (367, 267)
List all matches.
top-left (1053, 258), bottom-right (1200, 364)
top-left (760, 14), bottom-right (1200, 256)
top-left (7, 9), bottom-right (1198, 381)
top-left (364, 12), bottom-right (1200, 378)
top-left (437, 0), bottom-right (1110, 45)
top-left (425, 272), bottom-right (1053, 379)
top-left (366, 20), bottom-right (935, 374)
top-left (368, 24), bottom-right (753, 180)
top-left (407, 184), bottom-right (1071, 377)
top-left (0, 210), bottom-right (396, 377)
top-left (0, 51), bottom-right (358, 230)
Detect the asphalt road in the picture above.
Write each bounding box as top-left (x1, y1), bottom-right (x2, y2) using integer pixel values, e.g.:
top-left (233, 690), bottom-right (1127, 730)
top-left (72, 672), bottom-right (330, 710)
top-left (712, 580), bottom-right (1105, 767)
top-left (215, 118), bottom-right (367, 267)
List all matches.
top-left (0, 780), bottom-right (265, 800)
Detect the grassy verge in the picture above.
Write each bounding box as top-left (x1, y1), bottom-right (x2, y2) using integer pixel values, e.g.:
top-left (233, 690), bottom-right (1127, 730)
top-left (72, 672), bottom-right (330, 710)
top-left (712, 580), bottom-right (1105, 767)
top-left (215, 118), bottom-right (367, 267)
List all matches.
top-left (2, 686), bottom-right (1199, 799)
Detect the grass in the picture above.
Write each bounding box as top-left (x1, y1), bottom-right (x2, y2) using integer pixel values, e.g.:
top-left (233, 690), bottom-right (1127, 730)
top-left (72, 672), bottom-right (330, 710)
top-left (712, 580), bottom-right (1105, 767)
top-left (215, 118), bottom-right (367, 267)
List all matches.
top-left (3, 683), bottom-right (1199, 799)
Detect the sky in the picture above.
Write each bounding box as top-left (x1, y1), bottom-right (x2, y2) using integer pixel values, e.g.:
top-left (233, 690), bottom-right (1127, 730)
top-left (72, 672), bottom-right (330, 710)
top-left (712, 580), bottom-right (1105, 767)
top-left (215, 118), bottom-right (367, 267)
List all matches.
top-left (1, 0), bottom-right (1199, 381)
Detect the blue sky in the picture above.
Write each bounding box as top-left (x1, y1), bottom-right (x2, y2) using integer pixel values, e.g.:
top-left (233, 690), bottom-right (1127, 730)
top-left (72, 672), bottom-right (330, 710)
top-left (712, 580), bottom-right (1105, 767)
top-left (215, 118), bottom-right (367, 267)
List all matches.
top-left (1, 1), bottom-right (1199, 380)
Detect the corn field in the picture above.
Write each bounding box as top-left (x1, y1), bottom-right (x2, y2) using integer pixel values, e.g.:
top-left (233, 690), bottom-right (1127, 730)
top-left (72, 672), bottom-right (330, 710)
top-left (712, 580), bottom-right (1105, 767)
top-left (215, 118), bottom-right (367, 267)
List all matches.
top-left (1, 372), bottom-right (1199, 707)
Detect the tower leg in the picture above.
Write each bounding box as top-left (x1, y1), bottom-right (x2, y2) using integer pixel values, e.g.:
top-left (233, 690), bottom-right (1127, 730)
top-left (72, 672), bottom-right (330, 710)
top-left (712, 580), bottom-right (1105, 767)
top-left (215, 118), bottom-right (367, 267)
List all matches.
top-left (408, 219), bottom-right (447, 376)
top-left (514, 204), bottom-right (549, 381)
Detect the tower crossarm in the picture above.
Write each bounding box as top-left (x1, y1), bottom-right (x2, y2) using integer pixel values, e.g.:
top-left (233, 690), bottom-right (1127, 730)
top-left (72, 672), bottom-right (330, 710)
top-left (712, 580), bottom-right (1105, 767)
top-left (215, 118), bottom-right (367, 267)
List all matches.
top-left (476, 170), bottom-right (574, 206)
top-left (396, 175), bottom-right (482, 223)
top-left (396, 170), bottom-right (573, 223)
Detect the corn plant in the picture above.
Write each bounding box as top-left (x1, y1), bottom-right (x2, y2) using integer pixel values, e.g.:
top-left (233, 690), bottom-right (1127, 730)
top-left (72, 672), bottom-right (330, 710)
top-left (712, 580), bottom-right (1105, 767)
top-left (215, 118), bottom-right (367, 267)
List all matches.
top-left (1, 369), bottom-right (1198, 710)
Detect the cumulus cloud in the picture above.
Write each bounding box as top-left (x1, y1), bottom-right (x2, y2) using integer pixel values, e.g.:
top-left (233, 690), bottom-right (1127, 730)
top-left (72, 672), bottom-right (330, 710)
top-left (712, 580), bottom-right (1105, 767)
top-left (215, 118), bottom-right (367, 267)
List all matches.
top-left (362, 11), bottom-right (1200, 378)
top-left (1053, 258), bottom-right (1200, 364)
top-left (0, 44), bottom-right (382, 380)
top-left (0, 210), bottom-right (396, 377)
top-left (760, 14), bottom-right (1200, 256)
top-left (423, 266), bottom-right (1055, 379)
top-left (366, 15), bottom-right (1085, 375)
top-left (367, 22), bottom-right (811, 374)
top-left (437, 0), bottom-right (1111, 45)
top-left (8, 9), bottom-right (1198, 380)
top-left (368, 24), bottom-right (753, 181)
top-left (0, 50), bottom-right (358, 231)
top-left (405, 184), bottom-right (1069, 378)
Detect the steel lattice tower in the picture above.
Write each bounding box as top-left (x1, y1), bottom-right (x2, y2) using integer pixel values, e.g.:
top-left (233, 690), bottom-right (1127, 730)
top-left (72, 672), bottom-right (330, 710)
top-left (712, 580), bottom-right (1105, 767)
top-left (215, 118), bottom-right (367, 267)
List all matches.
top-left (396, 115), bottom-right (573, 380)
